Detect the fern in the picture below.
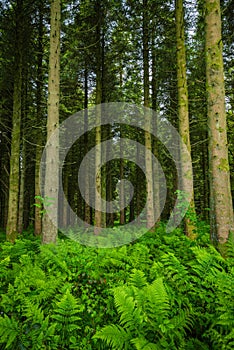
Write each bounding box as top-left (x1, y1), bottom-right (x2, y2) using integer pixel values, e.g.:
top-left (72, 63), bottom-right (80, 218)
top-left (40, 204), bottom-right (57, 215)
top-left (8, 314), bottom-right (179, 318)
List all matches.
top-left (113, 287), bottom-right (144, 332)
top-left (52, 289), bottom-right (84, 348)
top-left (129, 269), bottom-right (148, 288)
top-left (131, 336), bottom-right (162, 350)
top-left (94, 324), bottom-right (131, 349)
top-left (94, 270), bottom-right (193, 349)
top-left (0, 315), bottom-right (19, 349)
top-left (159, 253), bottom-right (190, 290)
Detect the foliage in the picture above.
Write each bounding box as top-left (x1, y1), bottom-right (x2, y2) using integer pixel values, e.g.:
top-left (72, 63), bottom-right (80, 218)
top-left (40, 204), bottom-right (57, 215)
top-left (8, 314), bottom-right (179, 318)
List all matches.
top-left (0, 224), bottom-right (233, 349)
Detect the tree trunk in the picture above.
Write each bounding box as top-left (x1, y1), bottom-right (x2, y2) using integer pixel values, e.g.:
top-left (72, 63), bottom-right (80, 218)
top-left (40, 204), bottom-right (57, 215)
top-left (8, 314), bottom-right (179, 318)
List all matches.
top-left (205, 0), bottom-right (234, 244)
top-left (6, 0), bottom-right (23, 241)
top-left (176, 0), bottom-right (196, 238)
top-left (34, 0), bottom-right (44, 236)
top-left (84, 66), bottom-right (91, 226)
top-left (18, 137), bottom-right (26, 234)
top-left (143, 0), bottom-right (154, 229)
top-left (151, 20), bottom-right (161, 225)
top-left (42, 0), bottom-right (61, 244)
top-left (120, 126), bottom-right (125, 225)
top-left (94, 1), bottom-right (103, 234)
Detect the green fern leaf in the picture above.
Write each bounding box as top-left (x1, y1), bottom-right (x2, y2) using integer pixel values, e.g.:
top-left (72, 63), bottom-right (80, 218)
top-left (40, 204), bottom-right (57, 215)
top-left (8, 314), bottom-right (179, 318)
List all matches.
top-left (146, 278), bottom-right (170, 319)
top-left (94, 324), bottom-right (131, 349)
top-left (129, 269), bottom-right (148, 288)
top-left (113, 287), bottom-right (144, 331)
top-left (0, 315), bottom-right (19, 349)
top-left (131, 336), bottom-right (161, 350)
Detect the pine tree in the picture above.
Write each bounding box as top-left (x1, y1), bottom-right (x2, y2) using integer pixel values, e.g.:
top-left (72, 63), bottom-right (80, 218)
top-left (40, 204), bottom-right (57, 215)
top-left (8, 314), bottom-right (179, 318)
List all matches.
top-left (175, 0), bottom-right (196, 237)
top-left (205, 0), bottom-right (234, 244)
top-left (42, 0), bottom-right (61, 244)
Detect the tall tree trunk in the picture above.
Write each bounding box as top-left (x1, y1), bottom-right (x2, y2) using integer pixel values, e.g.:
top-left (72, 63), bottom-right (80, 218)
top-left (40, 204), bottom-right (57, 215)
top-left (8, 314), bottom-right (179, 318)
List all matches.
top-left (94, 1), bottom-right (102, 234)
top-left (18, 137), bottom-right (26, 234)
top-left (35, 0), bottom-right (44, 236)
top-left (84, 65), bottom-right (91, 226)
top-left (205, 0), bottom-right (234, 244)
top-left (176, 0), bottom-right (196, 237)
top-left (136, 140), bottom-right (141, 224)
top-left (151, 20), bottom-right (161, 225)
top-left (42, 0), bottom-right (61, 244)
top-left (120, 126), bottom-right (125, 225)
top-left (143, 0), bottom-right (154, 229)
top-left (106, 153), bottom-right (114, 227)
top-left (6, 0), bottom-right (23, 242)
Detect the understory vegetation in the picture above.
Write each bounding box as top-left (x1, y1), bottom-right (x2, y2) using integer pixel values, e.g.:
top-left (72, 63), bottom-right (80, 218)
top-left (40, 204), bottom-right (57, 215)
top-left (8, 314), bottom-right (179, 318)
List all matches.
top-left (0, 224), bottom-right (233, 350)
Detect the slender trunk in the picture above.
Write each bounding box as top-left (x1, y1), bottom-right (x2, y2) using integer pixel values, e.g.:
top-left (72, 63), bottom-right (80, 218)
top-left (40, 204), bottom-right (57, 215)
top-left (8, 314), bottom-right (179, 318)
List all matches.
top-left (42, 0), bottom-right (61, 244)
top-left (120, 126), bottom-right (125, 225)
top-left (106, 152), bottom-right (114, 226)
top-left (35, 0), bottom-right (44, 236)
top-left (6, 12), bottom-right (22, 241)
top-left (94, 1), bottom-right (102, 234)
top-left (205, 0), bottom-right (234, 244)
top-left (151, 23), bottom-right (161, 224)
top-left (101, 32), bottom-right (106, 228)
top-left (136, 140), bottom-right (141, 224)
top-left (62, 165), bottom-right (69, 227)
top-left (143, 0), bottom-right (154, 229)
top-left (18, 138), bottom-right (26, 234)
top-left (84, 66), bottom-right (91, 226)
top-left (176, 0), bottom-right (196, 237)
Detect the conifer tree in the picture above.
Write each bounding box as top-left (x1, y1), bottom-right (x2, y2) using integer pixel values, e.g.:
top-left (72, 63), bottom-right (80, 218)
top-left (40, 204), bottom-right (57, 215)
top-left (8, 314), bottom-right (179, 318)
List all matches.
top-left (205, 0), bottom-right (234, 244)
top-left (42, 0), bottom-right (61, 244)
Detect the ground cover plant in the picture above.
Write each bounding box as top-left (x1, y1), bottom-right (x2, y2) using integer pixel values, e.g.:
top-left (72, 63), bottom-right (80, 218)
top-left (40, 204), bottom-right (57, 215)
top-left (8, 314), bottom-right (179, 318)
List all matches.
top-left (0, 224), bottom-right (233, 349)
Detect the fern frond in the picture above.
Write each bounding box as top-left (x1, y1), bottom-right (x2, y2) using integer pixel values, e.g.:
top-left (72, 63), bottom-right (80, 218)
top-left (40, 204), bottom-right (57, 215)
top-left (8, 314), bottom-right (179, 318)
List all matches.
top-left (113, 287), bottom-right (144, 331)
top-left (22, 298), bottom-right (45, 324)
top-left (170, 308), bottom-right (194, 333)
top-left (191, 246), bottom-right (226, 276)
top-left (129, 269), bottom-right (148, 288)
top-left (52, 289), bottom-right (83, 334)
top-left (131, 336), bottom-right (161, 350)
top-left (0, 315), bottom-right (19, 349)
top-left (160, 253), bottom-right (189, 289)
top-left (93, 324), bottom-right (131, 349)
top-left (146, 278), bottom-right (170, 318)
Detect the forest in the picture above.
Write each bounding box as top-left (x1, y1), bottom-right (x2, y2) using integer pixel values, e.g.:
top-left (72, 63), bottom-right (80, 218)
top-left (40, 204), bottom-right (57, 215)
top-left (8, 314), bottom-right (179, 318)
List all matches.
top-left (0, 0), bottom-right (234, 349)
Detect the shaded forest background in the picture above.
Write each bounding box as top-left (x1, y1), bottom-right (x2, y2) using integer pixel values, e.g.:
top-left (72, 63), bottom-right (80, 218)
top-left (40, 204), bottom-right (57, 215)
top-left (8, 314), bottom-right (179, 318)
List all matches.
top-left (0, 0), bottom-right (233, 245)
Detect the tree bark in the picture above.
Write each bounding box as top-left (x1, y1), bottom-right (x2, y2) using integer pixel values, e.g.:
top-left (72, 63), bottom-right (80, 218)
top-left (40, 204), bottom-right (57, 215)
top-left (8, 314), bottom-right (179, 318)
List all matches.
top-left (151, 18), bottom-right (161, 225)
top-left (143, 0), bottom-right (154, 229)
top-left (94, 1), bottom-right (103, 234)
top-left (84, 66), bottom-right (91, 226)
top-left (205, 0), bottom-right (234, 244)
top-left (42, 0), bottom-right (61, 244)
top-left (6, 0), bottom-right (23, 242)
top-left (176, 0), bottom-right (196, 238)
top-left (34, 0), bottom-right (44, 236)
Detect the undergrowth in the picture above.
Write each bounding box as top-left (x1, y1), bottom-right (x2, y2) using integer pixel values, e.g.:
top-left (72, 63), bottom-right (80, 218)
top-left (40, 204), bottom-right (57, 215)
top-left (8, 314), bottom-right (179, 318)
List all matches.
top-left (0, 224), bottom-right (233, 349)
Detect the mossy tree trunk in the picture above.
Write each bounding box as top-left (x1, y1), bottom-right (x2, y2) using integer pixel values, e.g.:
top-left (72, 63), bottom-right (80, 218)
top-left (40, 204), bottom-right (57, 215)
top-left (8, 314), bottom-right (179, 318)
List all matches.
top-left (151, 17), bottom-right (161, 225)
top-left (6, 0), bottom-right (23, 242)
top-left (143, 0), bottom-right (155, 230)
top-left (176, 0), bottom-right (196, 238)
top-left (34, 0), bottom-right (44, 236)
top-left (42, 0), bottom-right (61, 244)
top-left (84, 65), bottom-right (91, 226)
top-left (94, 1), bottom-right (103, 234)
top-left (205, 0), bottom-right (234, 244)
